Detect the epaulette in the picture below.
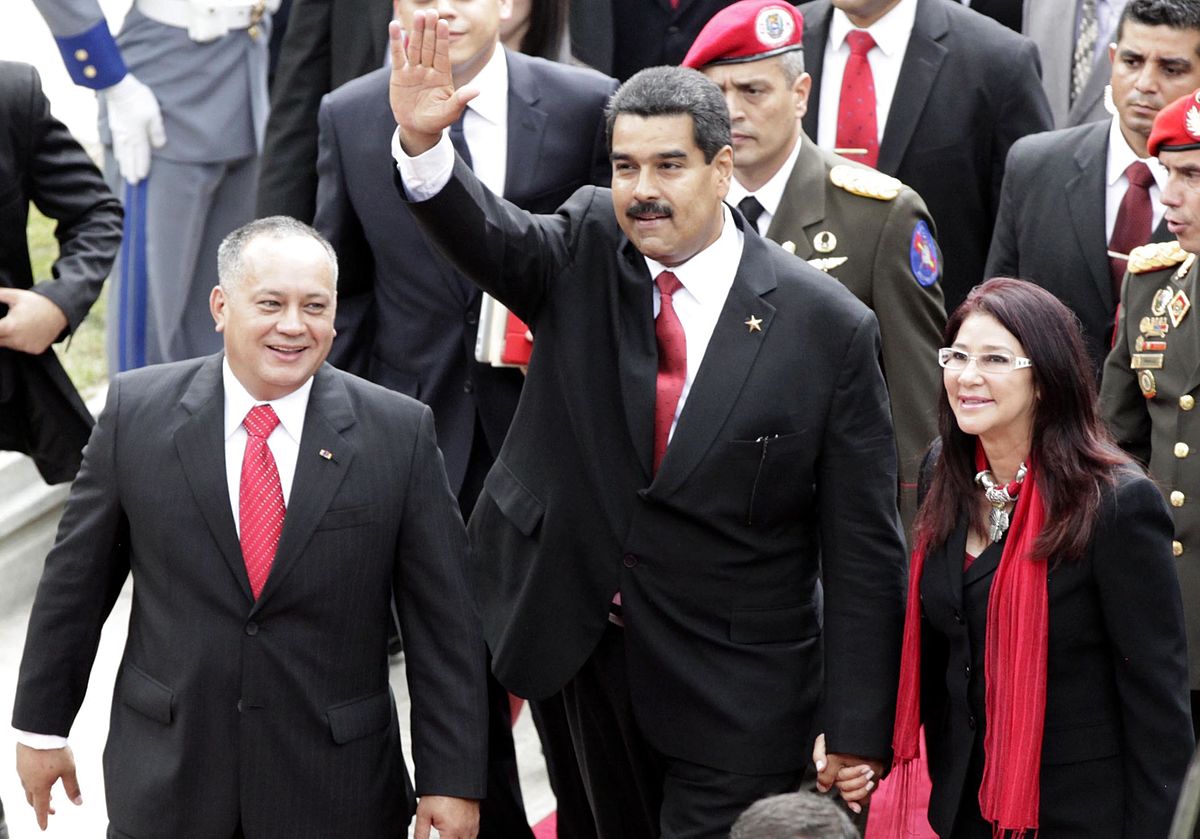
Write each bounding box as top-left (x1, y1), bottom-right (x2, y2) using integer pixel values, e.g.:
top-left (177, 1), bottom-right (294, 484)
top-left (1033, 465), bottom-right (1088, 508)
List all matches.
top-left (830, 164), bottom-right (902, 201)
top-left (1129, 241), bottom-right (1190, 274)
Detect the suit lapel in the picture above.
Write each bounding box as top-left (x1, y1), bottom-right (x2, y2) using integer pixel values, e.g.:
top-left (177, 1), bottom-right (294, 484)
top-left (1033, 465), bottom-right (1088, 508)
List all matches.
top-left (252, 365), bottom-right (358, 612)
top-left (174, 354), bottom-right (253, 602)
top-left (651, 229), bottom-right (778, 497)
top-left (941, 519), bottom-right (969, 611)
top-left (503, 50), bottom-right (548, 202)
top-left (616, 241), bottom-right (657, 480)
top-left (1065, 123), bottom-right (1113, 312)
top-left (766, 136), bottom-right (825, 259)
top-left (877, 0), bottom-right (949, 176)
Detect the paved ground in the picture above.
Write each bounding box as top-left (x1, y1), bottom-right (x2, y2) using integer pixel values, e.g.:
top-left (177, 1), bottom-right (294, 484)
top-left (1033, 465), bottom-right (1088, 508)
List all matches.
top-left (0, 576), bottom-right (555, 838)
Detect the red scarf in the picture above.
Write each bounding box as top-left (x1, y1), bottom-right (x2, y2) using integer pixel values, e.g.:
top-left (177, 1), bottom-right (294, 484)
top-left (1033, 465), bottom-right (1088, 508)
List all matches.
top-left (890, 442), bottom-right (1048, 837)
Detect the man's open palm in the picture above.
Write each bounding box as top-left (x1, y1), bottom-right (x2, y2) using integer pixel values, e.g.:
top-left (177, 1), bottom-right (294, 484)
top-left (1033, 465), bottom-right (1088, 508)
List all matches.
top-left (388, 12), bottom-right (478, 154)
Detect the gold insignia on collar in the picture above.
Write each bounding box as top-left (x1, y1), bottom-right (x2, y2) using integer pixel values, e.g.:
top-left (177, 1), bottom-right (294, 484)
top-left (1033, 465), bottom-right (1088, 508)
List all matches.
top-left (813, 230), bottom-right (838, 253)
top-left (745, 315), bottom-right (763, 333)
top-left (1176, 253), bottom-right (1197, 280)
top-left (1129, 241), bottom-right (1189, 274)
top-left (829, 164), bottom-right (902, 201)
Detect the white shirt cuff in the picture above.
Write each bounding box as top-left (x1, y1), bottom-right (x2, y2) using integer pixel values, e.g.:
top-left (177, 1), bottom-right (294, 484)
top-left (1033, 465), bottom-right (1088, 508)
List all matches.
top-left (15, 729), bottom-right (69, 750)
top-left (391, 126), bottom-right (455, 201)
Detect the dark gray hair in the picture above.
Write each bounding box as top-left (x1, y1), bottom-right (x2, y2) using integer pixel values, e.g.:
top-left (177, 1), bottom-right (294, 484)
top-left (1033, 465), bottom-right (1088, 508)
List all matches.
top-left (778, 49), bottom-right (806, 85)
top-left (1117, 0), bottom-right (1200, 44)
top-left (217, 216), bottom-right (339, 289)
top-left (604, 65), bottom-right (732, 163)
top-left (730, 792), bottom-right (859, 839)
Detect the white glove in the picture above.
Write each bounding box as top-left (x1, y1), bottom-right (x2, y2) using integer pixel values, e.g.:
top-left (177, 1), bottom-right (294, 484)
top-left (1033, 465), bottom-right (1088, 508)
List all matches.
top-left (104, 73), bottom-right (166, 184)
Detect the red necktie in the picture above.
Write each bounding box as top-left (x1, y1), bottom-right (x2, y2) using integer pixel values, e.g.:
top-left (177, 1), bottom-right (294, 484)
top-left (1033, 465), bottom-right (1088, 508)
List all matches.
top-left (653, 271), bottom-right (687, 474)
top-left (1109, 161), bottom-right (1155, 301)
top-left (240, 404), bottom-right (285, 599)
top-left (835, 30), bottom-right (880, 169)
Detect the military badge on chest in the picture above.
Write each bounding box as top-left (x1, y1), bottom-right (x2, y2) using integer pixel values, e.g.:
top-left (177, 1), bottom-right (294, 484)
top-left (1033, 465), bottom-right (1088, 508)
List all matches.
top-left (1128, 245), bottom-right (1194, 398)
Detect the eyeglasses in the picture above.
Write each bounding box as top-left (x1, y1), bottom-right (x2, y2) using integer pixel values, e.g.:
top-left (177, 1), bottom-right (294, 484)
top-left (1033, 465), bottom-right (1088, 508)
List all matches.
top-left (938, 347), bottom-right (1032, 374)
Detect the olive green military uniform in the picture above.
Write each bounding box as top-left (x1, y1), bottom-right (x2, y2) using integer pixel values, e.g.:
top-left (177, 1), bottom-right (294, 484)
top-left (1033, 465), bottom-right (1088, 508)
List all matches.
top-left (766, 138), bottom-right (947, 534)
top-left (1102, 240), bottom-right (1200, 687)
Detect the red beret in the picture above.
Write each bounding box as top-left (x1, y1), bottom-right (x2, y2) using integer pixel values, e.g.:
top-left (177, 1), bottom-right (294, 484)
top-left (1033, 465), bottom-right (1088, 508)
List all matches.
top-left (1149, 89), bottom-right (1200, 156)
top-left (682, 0), bottom-right (803, 70)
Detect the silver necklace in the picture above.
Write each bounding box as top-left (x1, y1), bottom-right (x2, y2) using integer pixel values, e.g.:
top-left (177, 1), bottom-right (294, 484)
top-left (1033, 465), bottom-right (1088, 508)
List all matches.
top-left (974, 462), bottom-right (1028, 542)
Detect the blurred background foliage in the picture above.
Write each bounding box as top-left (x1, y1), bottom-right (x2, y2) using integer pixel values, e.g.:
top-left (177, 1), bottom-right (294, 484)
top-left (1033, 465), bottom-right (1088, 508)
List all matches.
top-left (29, 206), bottom-right (108, 393)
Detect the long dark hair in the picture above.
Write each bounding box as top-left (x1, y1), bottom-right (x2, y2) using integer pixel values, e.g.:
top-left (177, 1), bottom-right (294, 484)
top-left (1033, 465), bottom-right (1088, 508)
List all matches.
top-left (914, 278), bottom-right (1129, 560)
top-left (515, 0), bottom-right (567, 60)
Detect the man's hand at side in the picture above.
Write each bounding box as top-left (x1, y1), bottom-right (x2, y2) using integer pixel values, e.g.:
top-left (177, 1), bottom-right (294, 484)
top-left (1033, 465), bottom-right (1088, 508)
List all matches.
top-left (813, 732), bottom-right (882, 814)
top-left (413, 794), bottom-right (479, 839)
top-left (388, 11), bottom-right (478, 156)
top-left (0, 288), bottom-right (69, 355)
top-left (16, 743), bottom-right (82, 830)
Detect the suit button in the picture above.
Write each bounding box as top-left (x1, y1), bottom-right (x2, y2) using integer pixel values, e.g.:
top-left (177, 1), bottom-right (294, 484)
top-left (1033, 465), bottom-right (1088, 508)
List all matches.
top-left (466, 311), bottom-right (478, 325)
top-left (245, 621), bottom-right (259, 636)
top-left (1177, 443), bottom-right (1191, 458)
top-left (1171, 491), bottom-right (1186, 507)
top-left (964, 663), bottom-right (971, 680)
top-left (666, 25), bottom-right (679, 34)
top-left (953, 609), bottom-right (964, 625)
top-left (622, 553), bottom-right (638, 568)
top-left (1182, 395), bottom-right (1196, 411)
top-left (968, 715), bottom-right (977, 730)
top-left (237, 700), bottom-right (244, 713)
top-left (1175, 541), bottom-right (1185, 557)
top-left (464, 380), bottom-right (474, 393)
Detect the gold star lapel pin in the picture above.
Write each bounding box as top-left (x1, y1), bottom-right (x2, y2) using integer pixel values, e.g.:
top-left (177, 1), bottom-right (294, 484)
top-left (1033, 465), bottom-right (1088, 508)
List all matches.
top-left (745, 315), bottom-right (763, 333)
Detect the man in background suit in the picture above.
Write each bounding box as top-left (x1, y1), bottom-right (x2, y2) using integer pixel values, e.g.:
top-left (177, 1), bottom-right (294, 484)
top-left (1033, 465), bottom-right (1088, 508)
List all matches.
top-left (391, 13), bottom-right (908, 837)
top-left (314, 1), bottom-right (614, 835)
top-left (683, 0), bottom-right (945, 533)
top-left (987, 0), bottom-right (1200, 379)
top-left (1025, 0), bottom-right (1123, 128)
top-left (257, 0), bottom-right (392, 222)
top-left (797, 0), bottom-right (1052, 312)
top-left (0, 58), bottom-right (121, 839)
top-left (0, 60), bottom-right (121, 487)
top-left (12, 217), bottom-right (487, 839)
top-left (957, 0), bottom-right (1021, 31)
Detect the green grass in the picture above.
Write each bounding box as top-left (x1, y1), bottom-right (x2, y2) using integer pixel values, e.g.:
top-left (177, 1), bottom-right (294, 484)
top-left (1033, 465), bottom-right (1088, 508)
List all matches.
top-left (28, 206), bottom-right (109, 395)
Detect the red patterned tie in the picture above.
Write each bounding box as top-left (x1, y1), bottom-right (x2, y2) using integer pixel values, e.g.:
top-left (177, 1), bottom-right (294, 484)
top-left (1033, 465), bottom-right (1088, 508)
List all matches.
top-left (836, 30), bottom-right (880, 169)
top-left (653, 271), bottom-right (687, 474)
top-left (1109, 161), bottom-right (1155, 301)
top-left (240, 405), bottom-right (285, 599)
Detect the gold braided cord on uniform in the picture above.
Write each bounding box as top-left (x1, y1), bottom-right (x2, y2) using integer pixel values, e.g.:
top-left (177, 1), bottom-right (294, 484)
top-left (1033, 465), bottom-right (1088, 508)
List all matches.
top-left (829, 164), bottom-right (903, 201)
top-left (1128, 241), bottom-right (1189, 274)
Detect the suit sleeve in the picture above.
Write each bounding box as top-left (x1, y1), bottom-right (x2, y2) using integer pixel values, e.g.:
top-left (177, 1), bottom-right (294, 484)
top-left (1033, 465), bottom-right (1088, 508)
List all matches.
top-left (871, 189), bottom-right (945, 528)
top-left (314, 96), bottom-right (375, 375)
top-left (1100, 278), bottom-right (1152, 465)
top-left (393, 406), bottom-right (488, 798)
top-left (818, 309), bottom-right (908, 760)
top-left (23, 65), bottom-right (122, 333)
top-left (988, 39), bottom-right (1052, 221)
top-left (12, 376), bottom-right (131, 736)
top-left (983, 141), bottom-right (1024, 281)
top-left (1092, 474), bottom-right (1194, 837)
top-left (256, 0), bottom-right (333, 221)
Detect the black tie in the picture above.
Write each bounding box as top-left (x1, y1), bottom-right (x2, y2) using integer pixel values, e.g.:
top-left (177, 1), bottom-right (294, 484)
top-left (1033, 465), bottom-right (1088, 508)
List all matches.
top-left (449, 111), bottom-right (474, 169)
top-left (738, 195), bottom-right (766, 232)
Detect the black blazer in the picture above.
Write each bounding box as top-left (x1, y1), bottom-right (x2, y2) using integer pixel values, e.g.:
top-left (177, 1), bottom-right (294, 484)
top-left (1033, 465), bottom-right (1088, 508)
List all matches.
top-left (919, 468), bottom-right (1193, 838)
top-left (401, 160), bottom-right (908, 775)
top-left (0, 61), bottom-right (121, 483)
top-left (986, 121), bottom-right (1173, 381)
top-left (256, 0), bottom-right (392, 221)
top-left (315, 52), bottom-right (615, 495)
top-left (799, 0), bottom-right (1053, 313)
top-left (13, 355), bottom-right (488, 839)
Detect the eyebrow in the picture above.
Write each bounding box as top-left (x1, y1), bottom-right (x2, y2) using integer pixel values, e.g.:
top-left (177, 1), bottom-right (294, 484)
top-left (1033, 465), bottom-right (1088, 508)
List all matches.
top-left (610, 150), bottom-right (690, 162)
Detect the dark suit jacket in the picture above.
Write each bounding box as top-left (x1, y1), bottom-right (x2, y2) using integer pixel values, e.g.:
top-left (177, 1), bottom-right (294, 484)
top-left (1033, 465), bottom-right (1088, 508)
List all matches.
top-left (400, 159), bottom-right (908, 775)
top-left (256, 0), bottom-right (392, 222)
top-left (12, 355), bottom-right (488, 839)
top-left (315, 52), bottom-right (616, 495)
top-left (799, 0), bottom-right (1053, 313)
top-left (767, 137), bottom-right (945, 531)
top-left (919, 469), bottom-right (1193, 837)
top-left (986, 120), bottom-right (1172, 380)
top-left (0, 61), bottom-right (121, 483)
top-left (961, 0), bottom-right (1021, 31)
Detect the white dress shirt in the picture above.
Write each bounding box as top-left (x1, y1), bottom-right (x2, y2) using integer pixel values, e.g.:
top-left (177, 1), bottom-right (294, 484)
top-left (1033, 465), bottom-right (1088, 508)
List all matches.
top-left (1105, 116), bottom-right (1167, 243)
top-left (817, 0), bottom-right (919, 154)
top-left (726, 133), bottom-right (805, 236)
top-left (393, 133), bottom-right (744, 445)
top-left (16, 363), bottom-right (315, 750)
top-left (457, 44), bottom-right (510, 196)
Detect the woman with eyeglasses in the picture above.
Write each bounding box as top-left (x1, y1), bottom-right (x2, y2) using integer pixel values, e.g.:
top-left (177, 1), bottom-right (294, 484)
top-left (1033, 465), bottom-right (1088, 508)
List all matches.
top-left (849, 278), bottom-right (1193, 838)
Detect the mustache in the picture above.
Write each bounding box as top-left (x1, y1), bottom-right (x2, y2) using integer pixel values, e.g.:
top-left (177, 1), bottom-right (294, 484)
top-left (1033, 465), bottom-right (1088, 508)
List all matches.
top-left (626, 202), bottom-right (672, 218)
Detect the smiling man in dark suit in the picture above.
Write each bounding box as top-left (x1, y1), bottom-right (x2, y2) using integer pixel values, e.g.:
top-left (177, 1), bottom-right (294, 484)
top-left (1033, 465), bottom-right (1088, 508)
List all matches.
top-left (797, 0), bottom-right (1052, 312)
top-left (390, 12), bottom-right (907, 839)
top-left (987, 0), bottom-right (1200, 380)
top-left (12, 216), bottom-right (487, 839)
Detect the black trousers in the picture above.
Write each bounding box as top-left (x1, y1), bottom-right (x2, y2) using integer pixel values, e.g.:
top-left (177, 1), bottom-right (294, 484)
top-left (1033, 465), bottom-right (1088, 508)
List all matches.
top-left (561, 624), bottom-right (806, 839)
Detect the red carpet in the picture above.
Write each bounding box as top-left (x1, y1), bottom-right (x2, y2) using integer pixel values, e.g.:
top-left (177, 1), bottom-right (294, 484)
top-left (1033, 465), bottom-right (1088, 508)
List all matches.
top-left (532, 812), bottom-right (557, 839)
